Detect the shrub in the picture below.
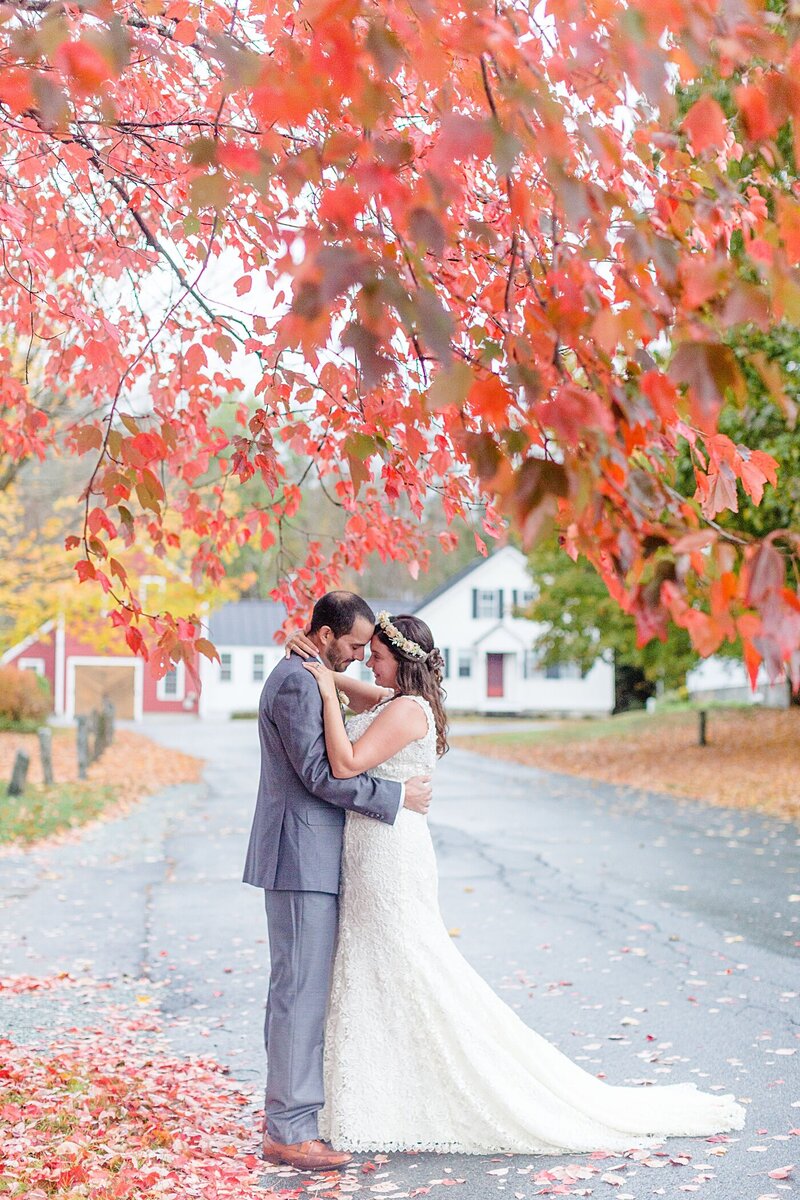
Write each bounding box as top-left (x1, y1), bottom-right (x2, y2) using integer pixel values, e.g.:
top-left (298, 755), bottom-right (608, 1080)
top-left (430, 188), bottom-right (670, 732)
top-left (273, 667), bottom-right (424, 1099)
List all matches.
top-left (0, 666), bottom-right (51, 724)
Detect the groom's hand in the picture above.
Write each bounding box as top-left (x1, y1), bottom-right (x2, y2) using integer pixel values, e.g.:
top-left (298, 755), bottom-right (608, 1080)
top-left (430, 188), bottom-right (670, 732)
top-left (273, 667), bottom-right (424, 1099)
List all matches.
top-left (404, 775), bottom-right (432, 815)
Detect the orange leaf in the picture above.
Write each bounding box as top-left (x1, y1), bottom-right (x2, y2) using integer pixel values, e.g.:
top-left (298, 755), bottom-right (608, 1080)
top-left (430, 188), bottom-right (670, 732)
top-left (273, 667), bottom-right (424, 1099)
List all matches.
top-left (735, 84), bottom-right (777, 141)
top-left (682, 95), bottom-right (727, 154)
top-left (468, 374), bottom-right (511, 426)
top-left (172, 19), bottom-right (196, 44)
top-left (56, 41), bottom-right (112, 92)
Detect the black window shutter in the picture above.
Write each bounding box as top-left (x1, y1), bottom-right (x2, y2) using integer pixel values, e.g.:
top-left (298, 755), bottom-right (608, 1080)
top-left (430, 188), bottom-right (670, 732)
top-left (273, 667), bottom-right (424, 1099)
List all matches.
top-left (512, 588), bottom-right (518, 609)
top-left (472, 588), bottom-right (478, 618)
top-left (497, 589), bottom-right (504, 617)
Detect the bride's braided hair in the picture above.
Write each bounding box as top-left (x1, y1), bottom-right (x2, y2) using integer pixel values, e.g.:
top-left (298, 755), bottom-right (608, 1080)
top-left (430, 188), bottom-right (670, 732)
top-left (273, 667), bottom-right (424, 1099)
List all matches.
top-left (374, 614), bottom-right (449, 757)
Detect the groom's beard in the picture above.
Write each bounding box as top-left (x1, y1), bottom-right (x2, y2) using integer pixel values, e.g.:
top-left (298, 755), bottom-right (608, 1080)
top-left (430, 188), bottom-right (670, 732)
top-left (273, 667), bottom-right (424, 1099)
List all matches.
top-left (327, 649), bottom-right (353, 672)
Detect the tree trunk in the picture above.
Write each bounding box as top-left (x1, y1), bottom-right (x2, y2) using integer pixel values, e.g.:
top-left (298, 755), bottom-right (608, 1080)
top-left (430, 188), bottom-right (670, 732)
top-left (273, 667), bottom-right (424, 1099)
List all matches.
top-left (613, 655), bottom-right (656, 714)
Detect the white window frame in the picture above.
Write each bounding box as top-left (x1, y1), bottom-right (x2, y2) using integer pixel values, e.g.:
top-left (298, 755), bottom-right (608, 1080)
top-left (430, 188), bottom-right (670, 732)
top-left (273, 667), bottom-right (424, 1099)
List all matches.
top-left (157, 660), bottom-right (186, 702)
top-left (220, 652), bottom-right (233, 683)
top-left (457, 652), bottom-right (472, 678)
top-left (18, 657), bottom-right (46, 676)
top-left (252, 652), bottom-right (265, 683)
top-left (522, 649), bottom-right (539, 680)
top-left (475, 588), bottom-right (501, 619)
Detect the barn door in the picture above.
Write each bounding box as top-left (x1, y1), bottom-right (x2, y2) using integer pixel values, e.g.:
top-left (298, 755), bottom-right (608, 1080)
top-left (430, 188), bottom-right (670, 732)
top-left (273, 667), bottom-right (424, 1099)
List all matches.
top-left (74, 665), bottom-right (136, 719)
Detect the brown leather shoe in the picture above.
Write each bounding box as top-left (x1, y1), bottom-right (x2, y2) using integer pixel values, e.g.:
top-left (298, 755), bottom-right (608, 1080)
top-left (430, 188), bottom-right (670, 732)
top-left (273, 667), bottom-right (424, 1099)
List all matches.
top-left (261, 1132), bottom-right (353, 1171)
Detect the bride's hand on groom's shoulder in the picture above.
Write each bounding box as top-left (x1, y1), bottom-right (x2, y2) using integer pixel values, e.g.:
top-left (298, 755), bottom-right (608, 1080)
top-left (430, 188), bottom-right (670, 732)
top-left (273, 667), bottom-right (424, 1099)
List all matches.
top-left (285, 628), bottom-right (317, 659)
top-left (303, 659), bottom-right (338, 700)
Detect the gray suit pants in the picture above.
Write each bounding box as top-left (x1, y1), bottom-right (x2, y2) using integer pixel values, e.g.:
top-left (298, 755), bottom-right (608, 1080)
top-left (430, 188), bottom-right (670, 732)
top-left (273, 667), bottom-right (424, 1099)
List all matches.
top-left (264, 890), bottom-right (339, 1144)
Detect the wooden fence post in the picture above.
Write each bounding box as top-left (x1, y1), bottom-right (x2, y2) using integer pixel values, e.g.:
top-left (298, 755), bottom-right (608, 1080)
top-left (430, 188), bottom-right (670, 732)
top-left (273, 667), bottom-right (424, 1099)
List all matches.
top-left (38, 726), bottom-right (54, 786)
top-left (77, 716), bottom-right (89, 780)
top-left (8, 750), bottom-right (30, 797)
top-left (103, 698), bottom-right (115, 746)
top-left (88, 709), bottom-right (99, 764)
top-left (95, 706), bottom-right (107, 758)
top-left (698, 709), bottom-right (708, 747)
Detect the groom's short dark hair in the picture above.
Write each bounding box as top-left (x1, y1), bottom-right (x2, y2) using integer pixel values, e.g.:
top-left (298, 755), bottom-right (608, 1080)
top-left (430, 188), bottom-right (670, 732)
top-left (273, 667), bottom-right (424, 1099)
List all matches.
top-left (310, 591), bottom-right (375, 638)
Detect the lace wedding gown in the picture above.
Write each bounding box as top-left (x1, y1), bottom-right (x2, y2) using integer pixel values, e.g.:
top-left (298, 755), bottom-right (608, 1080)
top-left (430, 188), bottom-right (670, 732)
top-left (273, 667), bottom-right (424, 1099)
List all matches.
top-left (318, 695), bottom-right (745, 1155)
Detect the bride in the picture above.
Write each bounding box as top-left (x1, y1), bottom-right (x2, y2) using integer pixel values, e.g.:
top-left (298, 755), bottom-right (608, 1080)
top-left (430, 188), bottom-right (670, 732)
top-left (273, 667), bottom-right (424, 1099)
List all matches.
top-left (293, 611), bottom-right (745, 1155)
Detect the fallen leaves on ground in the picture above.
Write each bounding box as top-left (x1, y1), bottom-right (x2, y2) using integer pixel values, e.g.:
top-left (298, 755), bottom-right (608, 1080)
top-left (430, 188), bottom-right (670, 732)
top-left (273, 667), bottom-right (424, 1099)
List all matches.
top-left (453, 708), bottom-right (800, 823)
top-left (0, 729), bottom-right (203, 845)
top-left (0, 1020), bottom-right (270, 1199)
top-left (0, 728), bottom-right (203, 797)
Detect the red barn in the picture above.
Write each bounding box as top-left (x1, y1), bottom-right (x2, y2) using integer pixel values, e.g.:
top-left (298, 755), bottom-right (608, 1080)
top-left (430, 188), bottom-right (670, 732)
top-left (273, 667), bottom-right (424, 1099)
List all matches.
top-left (0, 617), bottom-right (199, 720)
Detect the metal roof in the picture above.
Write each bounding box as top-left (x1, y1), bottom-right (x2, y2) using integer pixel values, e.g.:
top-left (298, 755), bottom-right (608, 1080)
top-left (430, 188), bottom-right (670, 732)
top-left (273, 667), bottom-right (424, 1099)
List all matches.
top-left (208, 596), bottom-right (416, 648)
top-left (208, 600), bottom-right (288, 647)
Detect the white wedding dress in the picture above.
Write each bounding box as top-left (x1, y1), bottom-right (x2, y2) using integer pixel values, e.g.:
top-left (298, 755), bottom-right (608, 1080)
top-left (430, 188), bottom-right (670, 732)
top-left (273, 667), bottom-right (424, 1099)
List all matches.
top-left (318, 695), bottom-right (745, 1155)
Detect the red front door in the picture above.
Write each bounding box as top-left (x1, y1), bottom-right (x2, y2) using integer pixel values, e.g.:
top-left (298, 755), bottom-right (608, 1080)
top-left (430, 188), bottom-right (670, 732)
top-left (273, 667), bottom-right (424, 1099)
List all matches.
top-left (487, 653), bottom-right (504, 697)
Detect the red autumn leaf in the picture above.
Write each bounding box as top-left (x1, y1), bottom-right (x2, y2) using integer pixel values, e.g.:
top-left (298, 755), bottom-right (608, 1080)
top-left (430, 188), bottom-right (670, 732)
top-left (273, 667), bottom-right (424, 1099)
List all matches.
top-left (0, 0), bottom-right (796, 687)
top-left (682, 95), bottom-right (728, 153)
top-left (700, 463), bottom-right (738, 519)
top-left (738, 447), bottom-right (779, 505)
top-left (75, 559), bottom-right (96, 583)
top-left (744, 542), bottom-right (785, 605)
top-left (735, 84), bottom-right (778, 141)
top-left (56, 40), bottom-right (113, 92)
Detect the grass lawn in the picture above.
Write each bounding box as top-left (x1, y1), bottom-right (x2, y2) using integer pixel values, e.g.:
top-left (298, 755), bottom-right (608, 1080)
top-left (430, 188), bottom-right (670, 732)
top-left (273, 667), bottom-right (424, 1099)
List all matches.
top-left (0, 781), bottom-right (118, 845)
top-left (451, 705), bottom-right (800, 824)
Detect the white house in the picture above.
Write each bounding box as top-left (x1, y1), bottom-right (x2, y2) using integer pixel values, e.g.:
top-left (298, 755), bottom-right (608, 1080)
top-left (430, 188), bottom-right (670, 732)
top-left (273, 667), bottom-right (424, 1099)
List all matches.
top-left (199, 547), bottom-right (613, 718)
top-left (198, 595), bottom-right (412, 718)
top-left (686, 655), bottom-right (789, 707)
top-left (198, 599), bottom-right (287, 718)
top-left (408, 545), bottom-right (613, 715)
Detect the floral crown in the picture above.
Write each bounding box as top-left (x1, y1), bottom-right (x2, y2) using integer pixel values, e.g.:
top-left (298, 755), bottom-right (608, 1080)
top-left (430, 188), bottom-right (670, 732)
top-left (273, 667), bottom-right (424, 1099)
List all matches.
top-left (376, 611), bottom-right (429, 661)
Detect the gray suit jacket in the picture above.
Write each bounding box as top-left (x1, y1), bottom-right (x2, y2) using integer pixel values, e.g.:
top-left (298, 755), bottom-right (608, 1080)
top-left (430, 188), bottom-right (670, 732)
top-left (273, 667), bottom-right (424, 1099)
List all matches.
top-left (243, 654), bottom-right (403, 894)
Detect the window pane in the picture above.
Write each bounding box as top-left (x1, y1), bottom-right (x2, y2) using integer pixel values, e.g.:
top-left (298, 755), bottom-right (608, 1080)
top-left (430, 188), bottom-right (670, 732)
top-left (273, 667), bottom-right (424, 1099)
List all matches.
top-left (220, 653), bottom-right (232, 682)
top-left (253, 653), bottom-right (265, 683)
top-left (163, 668), bottom-right (178, 696)
top-left (458, 654), bottom-right (471, 678)
top-left (476, 589), bottom-right (500, 619)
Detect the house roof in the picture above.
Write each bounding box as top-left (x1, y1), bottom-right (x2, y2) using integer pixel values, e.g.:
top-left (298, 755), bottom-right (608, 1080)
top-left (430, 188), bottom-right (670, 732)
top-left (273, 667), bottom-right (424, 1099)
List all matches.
top-left (208, 596), bottom-right (414, 648)
top-left (414, 545), bottom-right (523, 611)
top-left (208, 600), bottom-right (288, 647)
top-left (1, 619), bottom-right (56, 665)
top-left (471, 619), bottom-right (531, 650)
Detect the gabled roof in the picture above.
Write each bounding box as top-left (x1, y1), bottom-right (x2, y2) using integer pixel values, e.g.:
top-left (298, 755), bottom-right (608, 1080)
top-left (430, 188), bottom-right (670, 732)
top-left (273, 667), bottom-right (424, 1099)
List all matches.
top-left (1, 619), bottom-right (56, 665)
top-left (414, 545), bottom-right (524, 611)
top-left (471, 619), bottom-right (531, 650)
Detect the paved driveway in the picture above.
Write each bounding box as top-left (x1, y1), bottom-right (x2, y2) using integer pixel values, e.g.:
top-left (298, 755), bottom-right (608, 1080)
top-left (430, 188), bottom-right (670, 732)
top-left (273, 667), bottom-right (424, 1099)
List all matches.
top-left (2, 717), bottom-right (797, 1199)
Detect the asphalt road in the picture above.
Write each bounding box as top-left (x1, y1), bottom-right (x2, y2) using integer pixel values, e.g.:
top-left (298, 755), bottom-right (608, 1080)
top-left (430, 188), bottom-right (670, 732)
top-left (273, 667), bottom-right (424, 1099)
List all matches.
top-left (1, 717), bottom-right (798, 1200)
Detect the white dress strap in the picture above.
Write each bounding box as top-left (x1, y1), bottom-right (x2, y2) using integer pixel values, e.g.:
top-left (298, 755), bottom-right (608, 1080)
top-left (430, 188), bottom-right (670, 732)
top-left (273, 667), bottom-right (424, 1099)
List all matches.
top-left (403, 693), bottom-right (434, 737)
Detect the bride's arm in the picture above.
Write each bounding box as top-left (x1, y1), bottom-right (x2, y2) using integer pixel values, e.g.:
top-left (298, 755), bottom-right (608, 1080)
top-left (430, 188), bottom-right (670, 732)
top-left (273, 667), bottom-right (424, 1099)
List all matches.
top-left (332, 672), bottom-right (392, 714)
top-left (283, 630), bottom-right (389, 713)
top-left (303, 662), bottom-right (427, 778)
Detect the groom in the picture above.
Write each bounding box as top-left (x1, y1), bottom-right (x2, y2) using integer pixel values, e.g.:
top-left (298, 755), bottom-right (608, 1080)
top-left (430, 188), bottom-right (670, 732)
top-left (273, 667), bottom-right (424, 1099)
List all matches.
top-left (243, 590), bottom-right (432, 1171)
